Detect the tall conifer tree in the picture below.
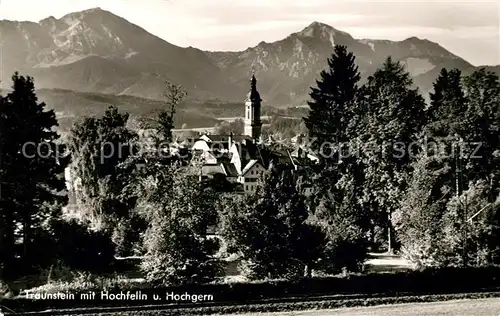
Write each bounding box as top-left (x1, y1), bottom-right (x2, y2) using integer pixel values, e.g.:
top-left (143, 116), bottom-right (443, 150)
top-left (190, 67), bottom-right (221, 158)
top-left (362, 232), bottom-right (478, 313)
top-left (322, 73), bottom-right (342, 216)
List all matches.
top-left (426, 68), bottom-right (467, 137)
top-left (0, 73), bottom-right (67, 273)
top-left (304, 45), bottom-right (361, 159)
top-left (304, 46), bottom-right (369, 267)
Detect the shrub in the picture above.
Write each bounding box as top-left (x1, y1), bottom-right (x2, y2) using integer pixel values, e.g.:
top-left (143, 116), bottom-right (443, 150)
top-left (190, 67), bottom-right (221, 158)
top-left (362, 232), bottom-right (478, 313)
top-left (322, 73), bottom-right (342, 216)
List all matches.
top-left (50, 218), bottom-right (116, 272)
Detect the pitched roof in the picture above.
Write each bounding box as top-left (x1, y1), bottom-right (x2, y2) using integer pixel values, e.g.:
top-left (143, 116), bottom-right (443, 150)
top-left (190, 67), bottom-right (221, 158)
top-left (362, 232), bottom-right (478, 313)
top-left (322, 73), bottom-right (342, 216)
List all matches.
top-left (201, 164), bottom-right (225, 176)
top-left (200, 134), bottom-right (253, 143)
top-left (216, 153), bottom-right (232, 164)
top-left (231, 142), bottom-right (293, 171)
top-left (200, 134), bottom-right (251, 142)
top-left (199, 137), bottom-right (317, 177)
top-left (203, 135), bottom-right (227, 142)
top-left (201, 151), bottom-right (218, 163)
top-left (241, 159), bottom-right (259, 176)
top-left (221, 162), bottom-right (239, 177)
top-left (291, 156), bottom-right (317, 167)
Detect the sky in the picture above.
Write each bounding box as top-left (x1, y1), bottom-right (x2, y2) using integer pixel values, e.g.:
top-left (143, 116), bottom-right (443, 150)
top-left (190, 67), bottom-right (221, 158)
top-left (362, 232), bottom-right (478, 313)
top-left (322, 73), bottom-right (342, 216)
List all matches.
top-left (0, 0), bottom-right (499, 66)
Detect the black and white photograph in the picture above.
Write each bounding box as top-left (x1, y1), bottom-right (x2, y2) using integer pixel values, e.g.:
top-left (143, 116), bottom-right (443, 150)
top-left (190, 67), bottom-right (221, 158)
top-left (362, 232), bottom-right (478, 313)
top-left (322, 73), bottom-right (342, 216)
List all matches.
top-left (0, 0), bottom-right (499, 315)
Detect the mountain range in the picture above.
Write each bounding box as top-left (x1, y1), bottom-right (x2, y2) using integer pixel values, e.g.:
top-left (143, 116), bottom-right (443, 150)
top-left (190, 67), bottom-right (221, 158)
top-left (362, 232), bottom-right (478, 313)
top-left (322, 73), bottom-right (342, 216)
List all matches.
top-left (1, 7), bottom-right (499, 107)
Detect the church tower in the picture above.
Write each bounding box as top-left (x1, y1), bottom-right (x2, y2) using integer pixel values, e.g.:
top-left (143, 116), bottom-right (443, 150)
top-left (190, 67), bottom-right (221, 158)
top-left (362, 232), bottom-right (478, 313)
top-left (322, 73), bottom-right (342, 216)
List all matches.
top-left (244, 72), bottom-right (262, 140)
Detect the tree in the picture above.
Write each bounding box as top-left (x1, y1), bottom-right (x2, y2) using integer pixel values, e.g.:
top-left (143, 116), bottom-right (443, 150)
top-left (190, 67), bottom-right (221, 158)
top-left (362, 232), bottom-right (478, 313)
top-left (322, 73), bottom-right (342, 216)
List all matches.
top-left (304, 45), bottom-right (361, 158)
top-left (157, 82), bottom-right (187, 143)
top-left (462, 69), bottom-right (500, 192)
top-left (138, 163), bottom-right (222, 286)
top-left (392, 150), bottom-right (452, 268)
top-left (34, 216), bottom-right (116, 272)
top-left (441, 180), bottom-right (500, 267)
top-left (214, 119), bottom-right (244, 135)
top-left (360, 57), bottom-right (427, 252)
top-left (302, 46), bottom-right (369, 267)
top-left (0, 94), bottom-right (13, 278)
top-left (437, 69), bottom-right (500, 267)
top-left (426, 68), bottom-right (467, 137)
top-left (269, 117), bottom-right (305, 140)
top-left (0, 73), bottom-right (67, 276)
top-left (68, 106), bottom-right (141, 254)
top-left (221, 164), bottom-right (325, 279)
top-left (391, 68), bottom-right (465, 265)
top-left (312, 170), bottom-right (369, 273)
top-left (394, 68), bottom-right (500, 268)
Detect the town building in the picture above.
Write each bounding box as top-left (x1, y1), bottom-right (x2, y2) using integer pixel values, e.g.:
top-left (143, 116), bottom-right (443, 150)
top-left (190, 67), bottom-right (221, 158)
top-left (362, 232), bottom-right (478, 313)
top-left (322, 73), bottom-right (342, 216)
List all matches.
top-left (63, 72), bottom-right (319, 217)
top-left (193, 73), bottom-right (318, 195)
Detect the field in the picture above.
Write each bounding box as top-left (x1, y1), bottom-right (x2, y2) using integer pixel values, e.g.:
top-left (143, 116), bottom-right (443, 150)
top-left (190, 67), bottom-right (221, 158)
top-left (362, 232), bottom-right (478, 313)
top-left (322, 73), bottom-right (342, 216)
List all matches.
top-left (223, 298), bottom-right (500, 316)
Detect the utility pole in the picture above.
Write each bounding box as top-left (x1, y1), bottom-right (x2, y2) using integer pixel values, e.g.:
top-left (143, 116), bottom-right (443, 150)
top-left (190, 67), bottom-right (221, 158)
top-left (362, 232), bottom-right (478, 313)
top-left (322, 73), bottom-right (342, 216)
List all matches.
top-left (0, 35), bottom-right (4, 87)
top-left (454, 135), bottom-right (460, 198)
top-left (456, 135), bottom-right (470, 267)
top-left (388, 210), bottom-right (392, 254)
top-left (454, 134), bottom-right (467, 267)
top-left (0, 90), bottom-right (4, 280)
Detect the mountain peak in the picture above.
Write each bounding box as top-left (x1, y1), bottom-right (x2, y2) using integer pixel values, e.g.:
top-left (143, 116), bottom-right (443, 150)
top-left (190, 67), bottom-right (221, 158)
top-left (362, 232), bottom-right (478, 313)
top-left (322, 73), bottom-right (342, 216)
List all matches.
top-left (60, 7), bottom-right (116, 23)
top-left (300, 21), bottom-right (329, 35)
top-left (298, 21), bottom-right (350, 39)
top-left (81, 7), bottom-right (105, 13)
top-left (404, 36), bottom-right (430, 43)
top-left (39, 15), bottom-right (57, 25)
top-left (1, 7), bottom-right (483, 107)
top-left (40, 15), bottom-right (56, 22)
top-left (309, 21), bottom-right (328, 28)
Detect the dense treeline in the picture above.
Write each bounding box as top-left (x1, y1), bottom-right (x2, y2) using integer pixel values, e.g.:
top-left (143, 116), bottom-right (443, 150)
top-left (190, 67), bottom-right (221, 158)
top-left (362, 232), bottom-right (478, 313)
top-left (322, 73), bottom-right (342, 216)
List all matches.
top-left (0, 44), bottom-right (499, 290)
top-left (303, 46), bottom-right (500, 268)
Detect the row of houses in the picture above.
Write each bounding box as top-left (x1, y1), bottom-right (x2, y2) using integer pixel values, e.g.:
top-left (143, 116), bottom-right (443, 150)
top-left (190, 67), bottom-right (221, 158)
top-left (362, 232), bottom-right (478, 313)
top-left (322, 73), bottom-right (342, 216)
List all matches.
top-left (190, 73), bottom-right (318, 195)
top-left (192, 133), bottom-right (318, 195)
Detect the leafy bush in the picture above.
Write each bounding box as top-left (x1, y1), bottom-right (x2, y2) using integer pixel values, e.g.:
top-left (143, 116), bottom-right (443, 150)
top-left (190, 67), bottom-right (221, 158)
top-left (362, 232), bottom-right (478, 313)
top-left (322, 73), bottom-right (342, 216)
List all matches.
top-left (221, 166), bottom-right (321, 280)
top-left (440, 180), bottom-right (500, 267)
top-left (112, 215), bottom-right (145, 257)
top-left (139, 165), bottom-right (223, 286)
top-left (36, 218), bottom-right (116, 272)
top-left (319, 236), bottom-right (368, 274)
top-left (313, 183), bottom-right (369, 275)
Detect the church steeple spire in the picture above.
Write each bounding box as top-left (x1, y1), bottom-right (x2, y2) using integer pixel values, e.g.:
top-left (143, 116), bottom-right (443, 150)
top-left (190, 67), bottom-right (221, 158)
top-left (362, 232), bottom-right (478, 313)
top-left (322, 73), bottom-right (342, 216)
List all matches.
top-left (248, 70), bottom-right (261, 102)
top-left (244, 70), bottom-right (262, 140)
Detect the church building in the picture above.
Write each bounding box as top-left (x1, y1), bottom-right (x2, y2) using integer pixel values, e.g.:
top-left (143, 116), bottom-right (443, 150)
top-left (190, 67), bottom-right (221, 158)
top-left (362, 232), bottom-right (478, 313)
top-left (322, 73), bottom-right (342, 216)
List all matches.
top-left (63, 73), bottom-right (318, 217)
top-left (244, 73), bottom-right (263, 140)
top-left (194, 73), bottom-right (317, 195)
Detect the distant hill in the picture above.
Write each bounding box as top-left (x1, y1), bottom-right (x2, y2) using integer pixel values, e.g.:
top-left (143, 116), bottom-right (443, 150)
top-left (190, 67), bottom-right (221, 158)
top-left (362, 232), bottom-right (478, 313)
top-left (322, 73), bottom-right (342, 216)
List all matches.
top-left (2, 8), bottom-right (499, 108)
top-left (0, 88), bottom-right (294, 133)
